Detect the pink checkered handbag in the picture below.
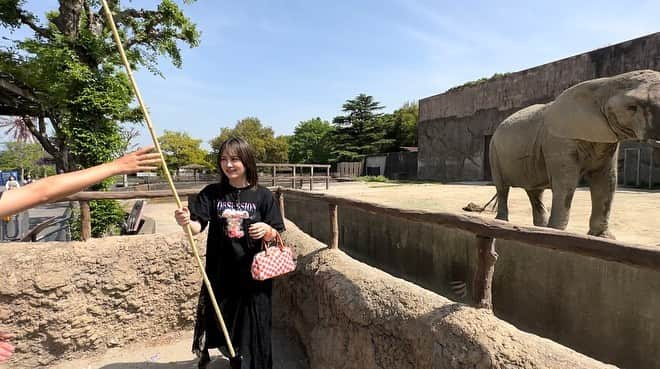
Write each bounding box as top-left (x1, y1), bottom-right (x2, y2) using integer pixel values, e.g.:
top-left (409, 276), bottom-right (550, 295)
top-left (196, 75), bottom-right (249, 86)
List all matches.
top-left (251, 233), bottom-right (296, 281)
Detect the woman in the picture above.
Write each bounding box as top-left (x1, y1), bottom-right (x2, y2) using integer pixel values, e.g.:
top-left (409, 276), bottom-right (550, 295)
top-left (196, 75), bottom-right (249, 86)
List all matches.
top-left (174, 137), bottom-right (284, 369)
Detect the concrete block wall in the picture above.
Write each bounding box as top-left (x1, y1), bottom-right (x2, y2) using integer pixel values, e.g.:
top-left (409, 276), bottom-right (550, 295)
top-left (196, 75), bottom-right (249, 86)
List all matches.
top-left (418, 32), bottom-right (660, 181)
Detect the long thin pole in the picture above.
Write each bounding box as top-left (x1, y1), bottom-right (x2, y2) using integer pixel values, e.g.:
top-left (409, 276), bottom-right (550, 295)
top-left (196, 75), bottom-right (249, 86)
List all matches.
top-left (100, 0), bottom-right (236, 359)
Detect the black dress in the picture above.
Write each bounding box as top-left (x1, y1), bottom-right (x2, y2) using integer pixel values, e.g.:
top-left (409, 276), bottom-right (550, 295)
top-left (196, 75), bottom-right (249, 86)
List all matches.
top-left (188, 182), bottom-right (285, 369)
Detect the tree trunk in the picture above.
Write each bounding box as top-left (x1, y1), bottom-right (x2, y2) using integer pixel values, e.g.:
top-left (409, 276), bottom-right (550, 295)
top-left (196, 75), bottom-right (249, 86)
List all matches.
top-left (55, 0), bottom-right (84, 39)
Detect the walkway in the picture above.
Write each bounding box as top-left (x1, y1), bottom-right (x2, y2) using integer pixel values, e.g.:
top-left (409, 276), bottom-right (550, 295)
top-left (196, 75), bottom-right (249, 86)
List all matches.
top-left (51, 328), bottom-right (309, 369)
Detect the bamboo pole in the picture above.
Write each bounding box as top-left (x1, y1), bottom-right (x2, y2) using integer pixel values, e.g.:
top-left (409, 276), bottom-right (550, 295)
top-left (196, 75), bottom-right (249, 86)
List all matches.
top-left (100, 0), bottom-right (237, 359)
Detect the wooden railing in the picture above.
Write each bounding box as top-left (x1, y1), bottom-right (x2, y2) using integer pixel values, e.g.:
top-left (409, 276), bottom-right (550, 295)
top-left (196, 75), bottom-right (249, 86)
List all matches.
top-left (57, 185), bottom-right (660, 312)
top-left (61, 189), bottom-right (202, 241)
top-left (274, 187), bottom-right (660, 310)
top-left (257, 163), bottom-right (331, 190)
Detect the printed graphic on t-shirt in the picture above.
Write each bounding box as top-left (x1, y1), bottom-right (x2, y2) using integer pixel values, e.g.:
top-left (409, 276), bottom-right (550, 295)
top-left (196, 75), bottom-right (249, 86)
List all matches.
top-left (217, 200), bottom-right (257, 238)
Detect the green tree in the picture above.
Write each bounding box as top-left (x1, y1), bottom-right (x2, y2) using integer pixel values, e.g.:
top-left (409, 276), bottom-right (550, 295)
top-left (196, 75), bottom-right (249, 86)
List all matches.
top-left (330, 93), bottom-right (392, 162)
top-left (0, 141), bottom-right (45, 178)
top-left (0, 0), bottom-right (200, 172)
top-left (380, 101), bottom-right (419, 151)
top-left (158, 130), bottom-right (210, 171)
top-left (0, 1), bottom-right (199, 238)
top-left (209, 117), bottom-right (288, 163)
top-left (288, 118), bottom-right (334, 163)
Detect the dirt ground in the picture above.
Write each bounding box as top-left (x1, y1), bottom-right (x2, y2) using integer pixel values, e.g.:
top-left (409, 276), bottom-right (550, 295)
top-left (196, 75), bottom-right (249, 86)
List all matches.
top-left (49, 328), bottom-right (308, 369)
top-left (137, 181), bottom-right (660, 246)
top-left (321, 181), bottom-right (660, 247)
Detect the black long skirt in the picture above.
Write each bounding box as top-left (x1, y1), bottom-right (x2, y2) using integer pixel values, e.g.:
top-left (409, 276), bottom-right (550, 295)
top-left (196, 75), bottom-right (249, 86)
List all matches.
top-left (192, 278), bottom-right (273, 369)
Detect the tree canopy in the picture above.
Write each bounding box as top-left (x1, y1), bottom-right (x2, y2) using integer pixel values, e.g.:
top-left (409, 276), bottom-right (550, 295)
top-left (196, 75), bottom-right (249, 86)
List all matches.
top-left (158, 130), bottom-right (210, 171)
top-left (330, 93), bottom-right (392, 162)
top-left (210, 117), bottom-right (289, 164)
top-left (0, 0), bottom-right (200, 172)
top-left (0, 141), bottom-right (45, 177)
top-left (288, 117), bottom-right (334, 164)
top-left (380, 101), bottom-right (418, 151)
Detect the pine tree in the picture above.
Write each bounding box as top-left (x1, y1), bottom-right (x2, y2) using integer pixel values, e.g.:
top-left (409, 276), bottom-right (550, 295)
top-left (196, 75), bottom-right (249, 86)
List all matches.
top-left (330, 94), bottom-right (393, 162)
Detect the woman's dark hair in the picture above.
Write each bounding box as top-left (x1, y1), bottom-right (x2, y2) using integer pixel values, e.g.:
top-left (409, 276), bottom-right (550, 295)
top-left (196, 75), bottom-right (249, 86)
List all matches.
top-left (218, 137), bottom-right (258, 187)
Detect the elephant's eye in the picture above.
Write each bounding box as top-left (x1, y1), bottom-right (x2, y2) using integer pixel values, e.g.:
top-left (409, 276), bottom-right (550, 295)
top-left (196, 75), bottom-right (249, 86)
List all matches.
top-left (627, 105), bottom-right (638, 112)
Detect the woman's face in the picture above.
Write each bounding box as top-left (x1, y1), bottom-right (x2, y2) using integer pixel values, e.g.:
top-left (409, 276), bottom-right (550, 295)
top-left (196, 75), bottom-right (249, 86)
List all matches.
top-left (220, 149), bottom-right (246, 182)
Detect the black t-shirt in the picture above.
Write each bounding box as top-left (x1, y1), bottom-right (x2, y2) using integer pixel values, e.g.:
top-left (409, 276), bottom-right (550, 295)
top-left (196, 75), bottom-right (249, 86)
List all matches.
top-left (189, 182), bottom-right (284, 293)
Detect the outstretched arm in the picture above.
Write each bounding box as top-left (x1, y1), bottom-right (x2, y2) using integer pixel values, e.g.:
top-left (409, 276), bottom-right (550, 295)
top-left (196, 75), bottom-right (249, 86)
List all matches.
top-left (0, 146), bottom-right (161, 218)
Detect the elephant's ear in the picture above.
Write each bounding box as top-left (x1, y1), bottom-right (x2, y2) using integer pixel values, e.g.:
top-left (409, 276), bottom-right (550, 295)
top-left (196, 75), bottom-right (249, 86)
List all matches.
top-left (544, 81), bottom-right (619, 143)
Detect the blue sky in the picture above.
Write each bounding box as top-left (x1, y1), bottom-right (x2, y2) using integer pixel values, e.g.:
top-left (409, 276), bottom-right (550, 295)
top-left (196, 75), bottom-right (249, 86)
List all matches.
top-left (2, 0), bottom-right (659, 149)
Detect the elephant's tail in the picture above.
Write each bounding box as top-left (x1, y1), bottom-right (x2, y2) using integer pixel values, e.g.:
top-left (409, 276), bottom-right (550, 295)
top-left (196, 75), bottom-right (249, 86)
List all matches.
top-left (462, 193), bottom-right (497, 213)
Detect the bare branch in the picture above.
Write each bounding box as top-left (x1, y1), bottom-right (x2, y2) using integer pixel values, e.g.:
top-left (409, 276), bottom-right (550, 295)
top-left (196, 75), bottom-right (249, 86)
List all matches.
top-left (17, 10), bottom-right (51, 39)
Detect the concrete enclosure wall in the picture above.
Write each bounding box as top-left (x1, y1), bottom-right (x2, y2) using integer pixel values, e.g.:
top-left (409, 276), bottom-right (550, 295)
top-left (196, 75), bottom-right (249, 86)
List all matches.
top-left (276, 221), bottom-right (614, 369)
top-left (418, 32), bottom-right (660, 181)
top-left (0, 234), bottom-right (204, 368)
top-left (284, 196), bottom-right (660, 369)
top-left (0, 225), bottom-right (613, 369)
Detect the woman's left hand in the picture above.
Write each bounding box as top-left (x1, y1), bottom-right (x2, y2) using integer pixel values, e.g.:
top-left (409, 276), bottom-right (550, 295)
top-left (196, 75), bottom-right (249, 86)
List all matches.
top-left (248, 222), bottom-right (272, 240)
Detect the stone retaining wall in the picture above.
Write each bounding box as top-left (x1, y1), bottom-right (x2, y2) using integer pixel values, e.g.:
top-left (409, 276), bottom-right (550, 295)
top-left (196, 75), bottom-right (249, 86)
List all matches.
top-left (275, 221), bottom-right (614, 369)
top-left (0, 227), bottom-right (613, 368)
top-left (0, 234), bottom-right (204, 368)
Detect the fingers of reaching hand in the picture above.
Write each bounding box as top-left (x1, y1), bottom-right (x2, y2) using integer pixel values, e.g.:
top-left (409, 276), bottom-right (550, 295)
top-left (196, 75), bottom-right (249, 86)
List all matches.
top-left (0, 341), bottom-right (14, 360)
top-left (0, 332), bottom-right (14, 340)
top-left (136, 152), bottom-right (162, 170)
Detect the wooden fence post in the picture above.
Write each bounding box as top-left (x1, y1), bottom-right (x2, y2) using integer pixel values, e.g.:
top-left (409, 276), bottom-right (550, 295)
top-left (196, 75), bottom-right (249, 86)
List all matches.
top-left (272, 166), bottom-right (277, 186)
top-left (310, 166), bottom-right (314, 190)
top-left (326, 166), bottom-right (330, 189)
top-left (80, 200), bottom-right (92, 241)
top-left (472, 236), bottom-right (497, 309)
top-left (278, 191), bottom-right (285, 221)
top-left (292, 165), bottom-right (296, 189)
top-left (329, 203), bottom-right (338, 249)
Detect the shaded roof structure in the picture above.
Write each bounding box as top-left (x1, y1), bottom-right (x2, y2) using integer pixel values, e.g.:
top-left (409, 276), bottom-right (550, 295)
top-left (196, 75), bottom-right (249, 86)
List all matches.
top-left (0, 72), bottom-right (42, 117)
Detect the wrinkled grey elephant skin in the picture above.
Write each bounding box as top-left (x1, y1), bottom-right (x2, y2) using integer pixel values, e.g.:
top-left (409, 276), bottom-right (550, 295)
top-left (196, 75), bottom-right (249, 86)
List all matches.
top-left (490, 69), bottom-right (660, 238)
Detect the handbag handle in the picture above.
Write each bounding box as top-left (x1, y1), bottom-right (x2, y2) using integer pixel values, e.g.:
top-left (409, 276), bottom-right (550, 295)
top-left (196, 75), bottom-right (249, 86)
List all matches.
top-left (261, 231), bottom-right (284, 254)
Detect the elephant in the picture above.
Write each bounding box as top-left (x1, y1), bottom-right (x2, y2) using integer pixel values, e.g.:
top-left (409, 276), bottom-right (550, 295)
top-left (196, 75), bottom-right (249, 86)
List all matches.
top-left (489, 69), bottom-right (660, 238)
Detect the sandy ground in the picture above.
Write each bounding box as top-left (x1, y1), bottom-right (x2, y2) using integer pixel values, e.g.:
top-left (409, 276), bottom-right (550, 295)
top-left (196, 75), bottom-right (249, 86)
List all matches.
top-left (49, 328), bottom-right (308, 369)
top-left (319, 181), bottom-right (660, 247)
top-left (137, 181), bottom-right (660, 246)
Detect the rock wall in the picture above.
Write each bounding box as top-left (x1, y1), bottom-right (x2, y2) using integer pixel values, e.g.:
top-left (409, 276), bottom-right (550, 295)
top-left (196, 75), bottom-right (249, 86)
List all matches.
top-left (283, 196), bottom-right (660, 369)
top-left (0, 226), bottom-right (614, 369)
top-left (275, 221), bottom-right (615, 369)
top-left (0, 233), bottom-right (206, 368)
top-left (418, 32), bottom-right (660, 181)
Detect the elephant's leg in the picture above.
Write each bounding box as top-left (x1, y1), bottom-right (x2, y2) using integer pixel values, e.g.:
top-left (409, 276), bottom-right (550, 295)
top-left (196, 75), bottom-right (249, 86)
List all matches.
top-left (546, 157), bottom-right (580, 230)
top-left (586, 163), bottom-right (617, 239)
top-left (525, 189), bottom-right (548, 226)
top-left (495, 186), bottom-right (510, 221)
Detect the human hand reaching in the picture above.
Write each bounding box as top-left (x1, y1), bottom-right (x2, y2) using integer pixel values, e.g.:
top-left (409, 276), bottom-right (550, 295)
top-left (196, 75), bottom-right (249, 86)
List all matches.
top-left (111, 146), bottom-right (161, 175)
top-left (0, 331), bottom-right (15, 363)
